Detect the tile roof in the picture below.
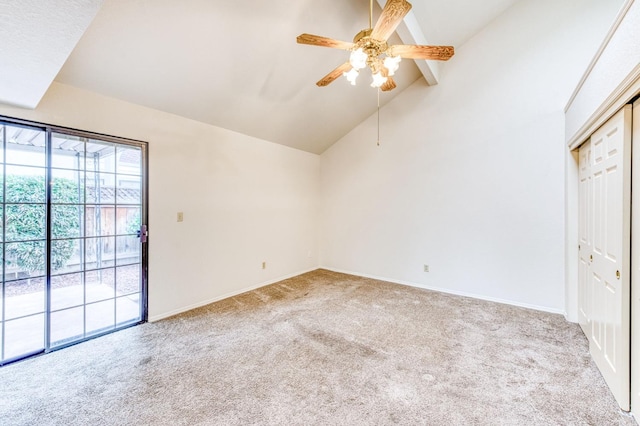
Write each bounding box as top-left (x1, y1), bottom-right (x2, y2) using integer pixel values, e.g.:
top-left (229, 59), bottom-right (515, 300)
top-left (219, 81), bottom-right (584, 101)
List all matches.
top-left (86, 186), bottom-right (140, 204)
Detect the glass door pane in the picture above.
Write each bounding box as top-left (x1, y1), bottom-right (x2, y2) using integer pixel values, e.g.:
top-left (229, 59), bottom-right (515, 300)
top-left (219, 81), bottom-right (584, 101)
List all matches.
top-left (113, 143), bottom-right (143, 327)
top-left (1, 124), bottom-right (47, 362)
top-left (50, 133), bottom-right (86, 345)
top-left (49, 134), bottom-right (143, 347)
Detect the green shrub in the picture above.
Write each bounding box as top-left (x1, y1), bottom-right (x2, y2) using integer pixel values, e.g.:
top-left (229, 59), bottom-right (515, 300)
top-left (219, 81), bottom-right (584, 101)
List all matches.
top-left (5, 175), bottom-right (80, 273)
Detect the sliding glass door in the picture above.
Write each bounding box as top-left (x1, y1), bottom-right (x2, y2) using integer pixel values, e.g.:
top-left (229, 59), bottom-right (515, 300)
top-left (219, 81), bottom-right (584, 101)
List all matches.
top-left (1, 124), bottom-right (48, 360)
top-left (0, 121), bottom-right (147, 364)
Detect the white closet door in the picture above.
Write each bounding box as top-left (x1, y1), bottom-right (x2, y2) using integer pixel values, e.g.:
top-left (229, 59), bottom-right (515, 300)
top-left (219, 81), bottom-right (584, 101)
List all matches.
top-left (631, 99), bottom-right (640, 414)
top-left (587, 105), bottom-right (632, 411)
top-left (578, 140), bottom-right (592, 334)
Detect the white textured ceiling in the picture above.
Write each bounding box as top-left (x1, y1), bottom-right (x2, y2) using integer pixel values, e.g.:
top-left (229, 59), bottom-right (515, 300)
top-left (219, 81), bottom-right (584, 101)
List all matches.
top-left (3, 0), bottom-right (521, 153)
top-left (0, 0), bottom-right (104, 108)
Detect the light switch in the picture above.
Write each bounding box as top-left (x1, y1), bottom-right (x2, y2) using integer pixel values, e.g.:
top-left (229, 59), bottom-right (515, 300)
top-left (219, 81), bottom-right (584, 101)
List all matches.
top-left (177, 212), bottom-right (184, 222)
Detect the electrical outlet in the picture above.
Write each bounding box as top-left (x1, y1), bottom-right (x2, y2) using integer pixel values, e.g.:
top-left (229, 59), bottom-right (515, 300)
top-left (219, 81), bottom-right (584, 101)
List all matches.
top-left (424, 264), bottom-right (429, 272)
top-left (262, 261), bottom-right (266, 269)
top-left (177, 212), bottom-right (184, 222)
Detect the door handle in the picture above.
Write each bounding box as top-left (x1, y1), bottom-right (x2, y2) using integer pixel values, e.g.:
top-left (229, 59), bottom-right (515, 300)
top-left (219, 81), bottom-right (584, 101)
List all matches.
top-left (137, 225), bottom-right (148, 243)
top-left (590, 254), bottom-right (593, 261)
top-left (616, 270), bottom-right (621, 279)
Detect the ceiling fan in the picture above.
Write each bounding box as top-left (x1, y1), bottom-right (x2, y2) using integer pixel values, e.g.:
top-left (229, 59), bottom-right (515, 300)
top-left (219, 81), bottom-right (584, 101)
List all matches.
top-left (297, 0), bottom-right (454, 91)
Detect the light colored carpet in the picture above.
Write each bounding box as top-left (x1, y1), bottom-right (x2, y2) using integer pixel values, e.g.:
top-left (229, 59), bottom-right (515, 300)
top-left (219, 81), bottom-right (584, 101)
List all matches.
top-left (0, 269), bottom-right (635, 425)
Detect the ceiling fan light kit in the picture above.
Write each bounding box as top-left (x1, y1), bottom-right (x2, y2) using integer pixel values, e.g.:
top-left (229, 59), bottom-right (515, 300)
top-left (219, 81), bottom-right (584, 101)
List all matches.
top-left (296, 0), bottom-right (455, 91)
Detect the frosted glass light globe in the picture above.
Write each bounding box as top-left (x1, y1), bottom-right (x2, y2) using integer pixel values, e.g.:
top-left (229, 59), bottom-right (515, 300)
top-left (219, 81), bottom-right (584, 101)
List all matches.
top-left (343, 68), bottom-right (359, 85)
top-left (349, 48), bottom-right (367, 70)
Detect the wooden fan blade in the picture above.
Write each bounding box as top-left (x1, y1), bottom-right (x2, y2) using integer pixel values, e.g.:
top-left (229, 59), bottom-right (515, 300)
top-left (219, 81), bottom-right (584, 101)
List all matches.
top-left (297, 33), bottom-right (354, 50)
top-left (317, 62), bottom-right (353, 87)
top-left (371, 0), bottom-right (412, 41)
top-left (381, 76), bottom-right (396, 92)
top-left (388, 44), bottom-right (455, 61)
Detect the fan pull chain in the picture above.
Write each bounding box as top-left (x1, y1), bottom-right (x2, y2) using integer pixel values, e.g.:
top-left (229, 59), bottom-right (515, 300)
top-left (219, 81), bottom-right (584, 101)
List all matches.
top-left (377, 87), bottom-right (380, 146)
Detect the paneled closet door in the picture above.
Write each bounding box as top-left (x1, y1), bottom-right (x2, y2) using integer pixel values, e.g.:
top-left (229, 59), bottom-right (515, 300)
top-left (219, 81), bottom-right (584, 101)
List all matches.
top-left (631, 99), bottom-right (640, 414)
top-left (578, 141), bottom-right (592, 334)
top-left (582, 105), bottom-right (632, 411)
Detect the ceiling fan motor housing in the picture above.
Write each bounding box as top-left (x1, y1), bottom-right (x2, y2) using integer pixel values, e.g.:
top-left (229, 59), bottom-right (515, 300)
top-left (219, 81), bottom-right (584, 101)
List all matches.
top-left (353, 29), bottom-right (389, 72)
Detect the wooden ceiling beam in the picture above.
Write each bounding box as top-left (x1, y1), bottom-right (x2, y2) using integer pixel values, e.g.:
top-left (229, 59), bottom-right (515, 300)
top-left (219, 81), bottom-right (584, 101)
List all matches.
top-left (375, 0), bottom-right (440, 85)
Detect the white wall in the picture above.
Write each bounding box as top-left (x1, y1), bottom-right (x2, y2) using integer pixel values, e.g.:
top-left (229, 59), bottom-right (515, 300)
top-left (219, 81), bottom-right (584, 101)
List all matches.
top-left (320, 0), bottom-right (622, 314)
top-left (0, 82), bottom-right (320, 321)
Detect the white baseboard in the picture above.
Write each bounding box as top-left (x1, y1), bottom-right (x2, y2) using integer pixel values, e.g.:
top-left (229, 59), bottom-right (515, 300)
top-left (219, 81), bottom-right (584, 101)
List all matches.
top-left (150, 266), bottom-right (566, 322)
top-left (320, 266), bottom-right (567, 316)
top-left (148, 267), bottom-right (319, 322)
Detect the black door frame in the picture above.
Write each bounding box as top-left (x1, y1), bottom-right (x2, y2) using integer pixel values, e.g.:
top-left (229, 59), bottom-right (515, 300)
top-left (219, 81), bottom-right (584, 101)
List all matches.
top-left (0, 115), bottom-right (148, 366)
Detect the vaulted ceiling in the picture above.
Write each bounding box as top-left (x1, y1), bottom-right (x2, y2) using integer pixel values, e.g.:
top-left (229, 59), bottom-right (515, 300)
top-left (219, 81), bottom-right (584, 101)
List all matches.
top-left (1, 0), bottom-right (520, 154)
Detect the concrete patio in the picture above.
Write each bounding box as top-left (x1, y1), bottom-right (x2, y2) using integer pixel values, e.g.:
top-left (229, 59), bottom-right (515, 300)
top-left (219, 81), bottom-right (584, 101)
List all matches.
top-left (1, 284), bottom-right (141, 361)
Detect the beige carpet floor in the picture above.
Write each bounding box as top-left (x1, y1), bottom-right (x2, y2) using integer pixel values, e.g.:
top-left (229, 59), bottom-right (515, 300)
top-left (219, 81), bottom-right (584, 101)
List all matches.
top-left (0, 269), bottom-right (636, 425)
